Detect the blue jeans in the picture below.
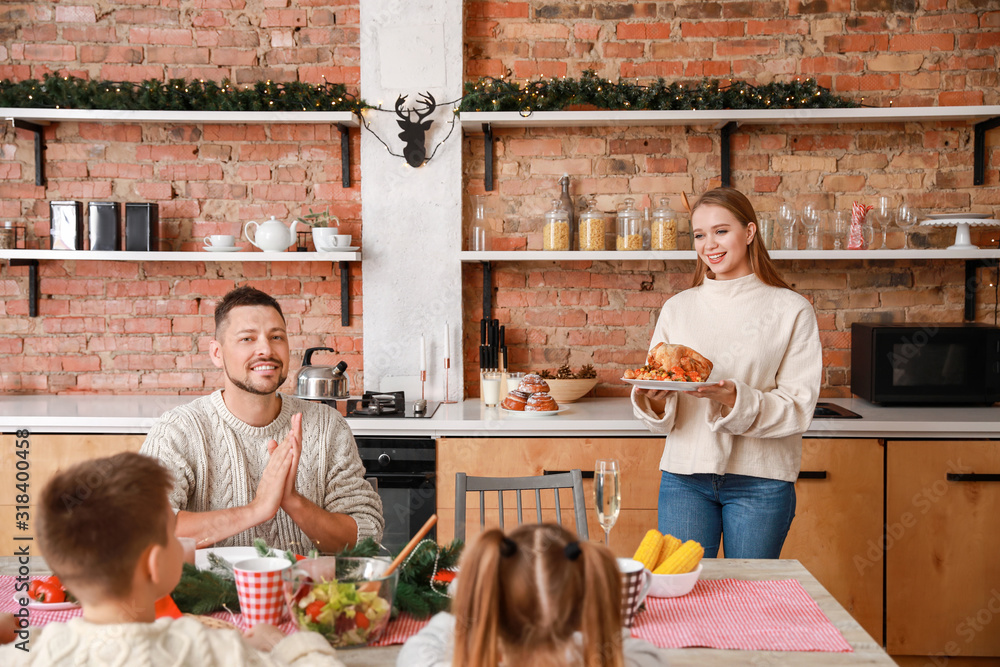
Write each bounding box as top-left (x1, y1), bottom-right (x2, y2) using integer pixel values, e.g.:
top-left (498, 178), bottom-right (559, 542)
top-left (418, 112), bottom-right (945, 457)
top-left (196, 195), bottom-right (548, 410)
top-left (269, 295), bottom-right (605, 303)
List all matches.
top-left (657, 471), bottom-right (796, 559)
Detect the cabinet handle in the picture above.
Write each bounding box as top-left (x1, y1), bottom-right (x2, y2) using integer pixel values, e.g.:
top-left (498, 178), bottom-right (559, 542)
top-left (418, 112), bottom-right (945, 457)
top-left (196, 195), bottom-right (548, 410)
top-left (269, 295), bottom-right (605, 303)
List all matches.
top-left (797, 470), bottom-right (828, 480)
top-left (947, 473), bottom-right (1000, 482)
top-left (543, 469), bottom-right (595, 479)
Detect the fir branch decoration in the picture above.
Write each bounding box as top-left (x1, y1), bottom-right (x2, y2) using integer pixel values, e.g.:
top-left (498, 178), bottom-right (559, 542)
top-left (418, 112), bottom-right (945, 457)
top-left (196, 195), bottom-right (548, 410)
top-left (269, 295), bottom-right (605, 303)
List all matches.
top-left (460, 70), bottom-right (858, 113)
top-left (0, 73), bottom-right (368, 113)
top-left (172, 563), bottom-right (241, 615)
top-left (394, 539), bottom-right (463, 619)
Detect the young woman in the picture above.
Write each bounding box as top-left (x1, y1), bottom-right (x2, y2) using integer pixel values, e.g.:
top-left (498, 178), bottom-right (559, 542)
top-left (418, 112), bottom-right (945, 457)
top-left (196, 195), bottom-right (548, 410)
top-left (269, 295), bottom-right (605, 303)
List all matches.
top-left (632, 187), bottom-right (822, 559)
top-left (397, 523), bottom-right (660, 667)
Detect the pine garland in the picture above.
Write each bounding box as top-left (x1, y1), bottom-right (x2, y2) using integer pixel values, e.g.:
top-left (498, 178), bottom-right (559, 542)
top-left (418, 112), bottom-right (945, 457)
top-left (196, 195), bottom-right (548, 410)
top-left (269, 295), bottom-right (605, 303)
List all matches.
top-left (460, 70), bottom-right (858, 113)
top-left (171, 537), bottom-right (463, 619)
top-left (0, 73), bottom-right (366, 112)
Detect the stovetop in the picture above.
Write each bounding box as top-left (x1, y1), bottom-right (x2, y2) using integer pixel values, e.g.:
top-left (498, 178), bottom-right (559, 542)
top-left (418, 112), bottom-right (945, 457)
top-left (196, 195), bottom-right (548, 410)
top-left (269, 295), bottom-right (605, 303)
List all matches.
top-left (293, 390), bottom-right (439, 419)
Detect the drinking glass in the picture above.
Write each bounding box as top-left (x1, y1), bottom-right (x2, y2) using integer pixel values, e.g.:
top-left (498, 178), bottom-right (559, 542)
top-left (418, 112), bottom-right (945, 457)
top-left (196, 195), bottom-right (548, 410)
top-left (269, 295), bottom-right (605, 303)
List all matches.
top-left (777, 203), bottom-right (797, 250)
top-left (872, 196), bottom-right (900, 249)
top-left (594, 459), bottom-right (621, 547)
top-left (830, 210), bottom-right (851, 250)
top-left (801, 204), bottom-right (821, 250)
top-left (897, 204), bottom-right (920, 249)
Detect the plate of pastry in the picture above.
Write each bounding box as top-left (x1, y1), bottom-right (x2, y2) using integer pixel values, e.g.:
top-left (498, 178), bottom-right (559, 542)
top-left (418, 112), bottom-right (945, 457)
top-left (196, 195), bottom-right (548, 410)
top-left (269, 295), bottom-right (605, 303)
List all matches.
top-left (500, 406), bottom-right (567, 417)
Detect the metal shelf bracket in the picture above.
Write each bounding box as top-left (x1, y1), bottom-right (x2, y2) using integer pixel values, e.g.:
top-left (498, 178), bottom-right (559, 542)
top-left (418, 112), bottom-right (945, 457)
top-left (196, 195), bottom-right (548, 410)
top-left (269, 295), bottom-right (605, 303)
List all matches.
top-left (965, 258), bottom-right (999, 321)
top-left (339, 260), bottom-right (351, 326)
top-left (720, 121), bottom-right (737, 188)
top-left (12, 119), bottom-right (46, 186)
top-left (481, 260), bottom-right (492, 319)
top-left (9, 258), bottom-right (39, 316)
top-left (973, 116), bottom-right (1000, 186)
top-left (483, 123), bottom-right (494, 191)
top-left (337, 123), bottom-right (351, 188)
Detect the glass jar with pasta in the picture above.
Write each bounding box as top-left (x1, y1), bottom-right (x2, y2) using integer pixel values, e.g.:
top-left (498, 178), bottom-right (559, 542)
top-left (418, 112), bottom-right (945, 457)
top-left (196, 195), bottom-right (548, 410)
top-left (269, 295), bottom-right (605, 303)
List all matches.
top-left (651, 198), bottom-right (678, 250)
top-left (543, 199), bottom-right (570, 251)
top-left (577, 198), bottom-right (606, 251)
top-left (616, 198), bottom-right (642, 251)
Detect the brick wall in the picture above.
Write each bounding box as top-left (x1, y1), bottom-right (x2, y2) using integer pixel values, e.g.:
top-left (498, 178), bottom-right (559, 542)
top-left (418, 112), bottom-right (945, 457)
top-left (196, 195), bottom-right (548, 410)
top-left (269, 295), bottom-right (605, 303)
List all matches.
top-left (0, 1), bottom-right (362, 393)
top-left (461, 1), bottom-right (1000, 398)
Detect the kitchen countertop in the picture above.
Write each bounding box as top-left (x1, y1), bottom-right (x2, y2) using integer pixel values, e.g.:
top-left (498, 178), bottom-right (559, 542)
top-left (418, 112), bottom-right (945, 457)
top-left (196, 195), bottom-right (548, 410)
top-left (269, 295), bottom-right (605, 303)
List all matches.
top-left (0, 557), bottom-right (893, 666)
top-left (1, 394), bottom-right (999, 438)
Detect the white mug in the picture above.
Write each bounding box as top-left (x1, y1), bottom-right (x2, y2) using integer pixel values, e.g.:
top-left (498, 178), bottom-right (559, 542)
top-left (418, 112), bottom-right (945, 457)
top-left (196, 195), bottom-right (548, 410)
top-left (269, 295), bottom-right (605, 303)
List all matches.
top-left (204, 234), bottom-right (235, 247)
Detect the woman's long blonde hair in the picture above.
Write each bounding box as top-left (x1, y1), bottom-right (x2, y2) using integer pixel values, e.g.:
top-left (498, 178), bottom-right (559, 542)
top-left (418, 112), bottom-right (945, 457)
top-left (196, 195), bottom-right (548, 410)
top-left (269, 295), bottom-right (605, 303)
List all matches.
top-left (690, 187), bottom-right (793, 290)
top-left (452, 523), bottom-right (625, 667)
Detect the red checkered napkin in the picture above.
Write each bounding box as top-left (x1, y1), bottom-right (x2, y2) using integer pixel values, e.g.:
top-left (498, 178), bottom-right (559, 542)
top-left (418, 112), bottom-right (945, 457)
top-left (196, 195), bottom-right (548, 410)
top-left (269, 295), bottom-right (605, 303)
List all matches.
top-left (631, 578), bottom-right (853, 652)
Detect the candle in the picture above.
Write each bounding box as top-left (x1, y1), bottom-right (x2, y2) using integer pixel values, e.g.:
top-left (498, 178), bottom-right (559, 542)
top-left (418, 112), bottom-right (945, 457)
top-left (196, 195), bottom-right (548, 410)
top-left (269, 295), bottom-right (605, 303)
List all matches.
top-left (444, 321), bottom-right (450, 358)
top-left (419, 334), bottom-right (426, 371)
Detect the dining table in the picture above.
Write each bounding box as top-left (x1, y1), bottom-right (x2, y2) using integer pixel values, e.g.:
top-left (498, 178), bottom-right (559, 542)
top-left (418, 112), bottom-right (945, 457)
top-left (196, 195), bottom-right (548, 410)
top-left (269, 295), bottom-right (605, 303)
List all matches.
top-left (1, 556), bottom-right (894, 666)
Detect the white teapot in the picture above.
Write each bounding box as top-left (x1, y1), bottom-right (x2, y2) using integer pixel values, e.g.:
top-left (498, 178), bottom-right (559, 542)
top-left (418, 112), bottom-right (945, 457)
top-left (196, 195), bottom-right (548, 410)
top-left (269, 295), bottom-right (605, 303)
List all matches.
top-left (243, 216), bottom-right (300, 252)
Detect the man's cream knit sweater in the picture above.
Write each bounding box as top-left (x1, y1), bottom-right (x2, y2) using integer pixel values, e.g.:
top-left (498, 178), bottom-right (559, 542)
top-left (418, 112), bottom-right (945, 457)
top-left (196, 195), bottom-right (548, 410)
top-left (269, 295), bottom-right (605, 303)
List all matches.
top-left (140, 391), bottom-right (384, 551)
top-left (631, 273), bottom-right (822, 483)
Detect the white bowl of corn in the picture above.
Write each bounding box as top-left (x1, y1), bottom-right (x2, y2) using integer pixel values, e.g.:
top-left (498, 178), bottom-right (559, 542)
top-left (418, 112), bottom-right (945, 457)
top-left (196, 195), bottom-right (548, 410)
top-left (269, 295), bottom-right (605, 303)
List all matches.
top-left (648, 562), bottom-right (702, 598)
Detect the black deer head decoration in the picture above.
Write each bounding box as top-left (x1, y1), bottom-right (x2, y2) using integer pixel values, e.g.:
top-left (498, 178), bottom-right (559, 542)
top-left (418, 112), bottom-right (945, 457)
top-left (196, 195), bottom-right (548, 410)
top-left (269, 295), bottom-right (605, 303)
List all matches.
top-left (395, 92), bottom-right (436, 167)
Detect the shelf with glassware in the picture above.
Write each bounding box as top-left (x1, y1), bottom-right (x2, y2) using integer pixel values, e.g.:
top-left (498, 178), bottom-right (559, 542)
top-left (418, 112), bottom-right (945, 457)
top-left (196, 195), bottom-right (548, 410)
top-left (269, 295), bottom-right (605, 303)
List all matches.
top-left (460, 105), bottom-right (1000, 189)
top-left (0, 248), bottom-right (361, 324)
top-left (459, 249), bottom-right (1000, 261)
top-left (2, 109), bottom-right (360, 188)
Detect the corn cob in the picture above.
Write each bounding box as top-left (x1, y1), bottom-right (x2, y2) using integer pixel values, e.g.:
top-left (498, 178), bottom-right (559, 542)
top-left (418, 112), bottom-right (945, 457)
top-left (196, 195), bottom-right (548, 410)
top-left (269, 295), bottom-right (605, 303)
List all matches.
top-left (632, 530), bottom-right (665, 570)
top-left (657, 533), bottom-right (683, 568)
top-left (653, 539), bottom-right (704, 575)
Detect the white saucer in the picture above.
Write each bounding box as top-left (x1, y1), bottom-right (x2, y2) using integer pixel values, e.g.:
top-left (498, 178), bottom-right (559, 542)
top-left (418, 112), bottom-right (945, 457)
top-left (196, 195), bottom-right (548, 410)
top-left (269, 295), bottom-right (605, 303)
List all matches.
top-left (500, 407), bottom-right (566, 417)
top-left (13, 592), bottom-right (81, 611)
top-left (315, 246), bottom-right (359, 253)
top-left (203, 246), bottom-right (242, 253)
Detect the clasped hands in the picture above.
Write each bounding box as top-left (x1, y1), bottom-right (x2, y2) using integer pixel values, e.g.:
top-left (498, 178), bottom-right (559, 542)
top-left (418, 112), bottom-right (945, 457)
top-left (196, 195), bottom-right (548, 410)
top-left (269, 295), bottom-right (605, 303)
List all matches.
top-left (251, 412), bottom-right (304, 523)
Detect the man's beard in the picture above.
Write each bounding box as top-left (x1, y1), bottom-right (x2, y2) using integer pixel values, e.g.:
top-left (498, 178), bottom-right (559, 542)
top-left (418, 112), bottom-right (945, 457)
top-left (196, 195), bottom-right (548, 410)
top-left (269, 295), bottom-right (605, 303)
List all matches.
top-left (223, 360), bottom-right (287, 396)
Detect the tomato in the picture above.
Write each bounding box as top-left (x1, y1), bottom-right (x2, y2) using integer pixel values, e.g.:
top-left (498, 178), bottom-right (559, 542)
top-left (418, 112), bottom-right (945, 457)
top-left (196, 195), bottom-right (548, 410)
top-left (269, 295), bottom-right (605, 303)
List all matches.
top-left (355, 612), bottom-right (370, 630)
top-left (305, 600), bottom-right (325, 622)
top-left (28, 577), bottom-right (65, 604)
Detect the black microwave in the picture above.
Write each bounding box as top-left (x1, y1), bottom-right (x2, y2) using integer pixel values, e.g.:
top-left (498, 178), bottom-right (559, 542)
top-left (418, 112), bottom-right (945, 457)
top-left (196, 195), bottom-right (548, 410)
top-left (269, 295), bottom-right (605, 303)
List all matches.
top-left (851, 323), bottom-right (1000, 405)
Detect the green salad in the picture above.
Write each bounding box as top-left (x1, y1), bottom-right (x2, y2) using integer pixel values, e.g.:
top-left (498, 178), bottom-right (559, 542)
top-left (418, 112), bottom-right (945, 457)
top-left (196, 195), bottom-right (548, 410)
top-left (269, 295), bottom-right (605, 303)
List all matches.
top-left (292, 579), bottom-right (391, 647)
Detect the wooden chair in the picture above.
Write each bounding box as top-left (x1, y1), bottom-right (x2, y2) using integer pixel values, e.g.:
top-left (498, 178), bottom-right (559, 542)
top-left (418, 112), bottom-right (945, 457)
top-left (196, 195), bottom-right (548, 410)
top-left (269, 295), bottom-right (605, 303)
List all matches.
top-left (454, 469), bottom-right (589, 542)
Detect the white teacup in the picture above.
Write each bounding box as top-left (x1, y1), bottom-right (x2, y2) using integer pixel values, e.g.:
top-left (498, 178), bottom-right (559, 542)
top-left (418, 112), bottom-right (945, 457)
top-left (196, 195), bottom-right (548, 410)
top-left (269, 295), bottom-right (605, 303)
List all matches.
top-left (204, 234), bottom-right (235, 248)
top-left (331, 234), bottom-right (352, 248)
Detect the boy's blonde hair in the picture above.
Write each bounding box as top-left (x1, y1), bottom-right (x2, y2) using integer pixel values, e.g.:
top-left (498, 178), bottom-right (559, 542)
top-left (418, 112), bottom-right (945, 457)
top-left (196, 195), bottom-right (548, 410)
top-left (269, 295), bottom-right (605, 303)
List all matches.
top-left (38, 452), bottom-right (173, 598)
top-left (452, 523), bottom-right (625, 667)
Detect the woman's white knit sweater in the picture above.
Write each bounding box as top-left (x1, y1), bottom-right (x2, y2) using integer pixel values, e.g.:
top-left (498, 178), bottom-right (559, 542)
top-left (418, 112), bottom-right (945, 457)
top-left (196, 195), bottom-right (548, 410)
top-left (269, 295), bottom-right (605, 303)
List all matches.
top-left (631, 273), bottom-right (822, 483)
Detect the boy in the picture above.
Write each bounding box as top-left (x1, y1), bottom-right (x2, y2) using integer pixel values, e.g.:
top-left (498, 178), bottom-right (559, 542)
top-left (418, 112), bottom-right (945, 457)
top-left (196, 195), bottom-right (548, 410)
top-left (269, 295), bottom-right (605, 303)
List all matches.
top-left (0, 452), bottom-right (343, 666)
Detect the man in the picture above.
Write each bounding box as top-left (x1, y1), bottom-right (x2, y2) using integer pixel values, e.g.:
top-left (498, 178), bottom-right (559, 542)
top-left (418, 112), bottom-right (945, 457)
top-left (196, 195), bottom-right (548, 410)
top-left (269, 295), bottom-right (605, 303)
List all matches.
top-left (140, 286), bottom-right (383, 552)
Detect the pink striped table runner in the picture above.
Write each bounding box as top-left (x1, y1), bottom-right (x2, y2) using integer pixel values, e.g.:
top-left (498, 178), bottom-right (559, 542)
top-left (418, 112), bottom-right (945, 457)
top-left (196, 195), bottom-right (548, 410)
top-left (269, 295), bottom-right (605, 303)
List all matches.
top-left (632, 578), bottom-right (853, 652)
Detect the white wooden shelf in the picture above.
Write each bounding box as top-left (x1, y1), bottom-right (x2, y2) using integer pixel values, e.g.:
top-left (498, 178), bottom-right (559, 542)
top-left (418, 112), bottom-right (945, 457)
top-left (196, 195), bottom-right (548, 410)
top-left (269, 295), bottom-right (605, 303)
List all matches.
top-left (459, 249), bottom-right (1000, 262)
top-left (459, 106), bottom-right (1000, 130)
top-left (0, 249), bottom-right (361, 262)
top-left (1, 108), bottom-right (359, 125)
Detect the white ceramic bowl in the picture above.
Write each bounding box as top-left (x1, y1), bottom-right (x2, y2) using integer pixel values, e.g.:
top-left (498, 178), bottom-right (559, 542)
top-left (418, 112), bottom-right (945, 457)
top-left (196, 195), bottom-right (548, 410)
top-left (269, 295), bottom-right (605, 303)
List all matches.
top-left (647, 562), bottom-right (702, 598)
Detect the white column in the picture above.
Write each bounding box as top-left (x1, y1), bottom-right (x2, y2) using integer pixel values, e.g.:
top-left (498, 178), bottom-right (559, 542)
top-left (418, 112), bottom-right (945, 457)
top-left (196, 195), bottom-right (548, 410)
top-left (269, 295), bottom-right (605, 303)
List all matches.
top-left (360, 0), bottom-right (464, 401)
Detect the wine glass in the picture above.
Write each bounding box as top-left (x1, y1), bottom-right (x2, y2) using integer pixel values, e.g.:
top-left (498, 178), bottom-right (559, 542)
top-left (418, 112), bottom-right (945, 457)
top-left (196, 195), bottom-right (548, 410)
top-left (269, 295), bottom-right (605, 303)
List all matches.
top-left (897, 204), bottom-right (920, 249)
top-left (871, 196), bottom-right (899, 249)
top-left (777, 203), bottom-right (797, 250)
top-left (594, 459), bottom-right (621, 547)
top-left (801, 204), bottom-right (821, 250)
top-left (830, 209), bottom-right (851, 250)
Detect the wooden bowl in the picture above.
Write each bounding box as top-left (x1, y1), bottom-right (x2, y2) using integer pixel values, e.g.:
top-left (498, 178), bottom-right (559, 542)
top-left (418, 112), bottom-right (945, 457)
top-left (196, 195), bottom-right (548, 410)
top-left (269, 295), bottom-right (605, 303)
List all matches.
top-left (543, 378), bottom-right (598, 403)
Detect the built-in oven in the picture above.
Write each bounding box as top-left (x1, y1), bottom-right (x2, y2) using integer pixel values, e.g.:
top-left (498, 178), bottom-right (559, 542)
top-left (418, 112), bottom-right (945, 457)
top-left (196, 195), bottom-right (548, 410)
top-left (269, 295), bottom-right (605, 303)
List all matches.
top-left (356, 435), bottom-right (436, 555)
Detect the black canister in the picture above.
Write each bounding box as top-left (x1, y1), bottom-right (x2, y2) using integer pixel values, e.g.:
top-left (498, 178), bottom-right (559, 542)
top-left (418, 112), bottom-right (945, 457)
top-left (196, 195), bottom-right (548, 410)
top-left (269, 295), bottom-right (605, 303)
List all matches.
top-left (49, 201), bottom-right (84, 250)
top-left (125, 202), bottom-right (159, 251)
top-left (88, 201), bottom-right (120, 251)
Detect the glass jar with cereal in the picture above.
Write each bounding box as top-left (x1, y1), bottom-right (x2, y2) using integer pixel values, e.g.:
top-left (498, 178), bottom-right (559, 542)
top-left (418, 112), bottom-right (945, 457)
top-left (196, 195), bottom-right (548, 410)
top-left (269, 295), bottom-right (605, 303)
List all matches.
top-left (543, 199), bottom-right (570, 251)
top-left (577, 198), bottom-right (606, 251)
top-left (616, 198), bottom-right (642, 251)
top-left (651, 198), bottom-right (678, 250)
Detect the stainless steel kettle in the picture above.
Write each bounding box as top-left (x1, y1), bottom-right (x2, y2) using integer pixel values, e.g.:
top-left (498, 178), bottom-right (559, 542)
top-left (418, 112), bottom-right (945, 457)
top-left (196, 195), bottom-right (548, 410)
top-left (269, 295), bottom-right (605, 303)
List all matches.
top-left (295, 347), bottom-right (349, 399)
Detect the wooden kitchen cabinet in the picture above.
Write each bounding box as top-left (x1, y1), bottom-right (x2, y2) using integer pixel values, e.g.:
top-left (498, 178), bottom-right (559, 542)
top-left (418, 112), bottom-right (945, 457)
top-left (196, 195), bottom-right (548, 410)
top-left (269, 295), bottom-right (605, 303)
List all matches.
top-left (0, 434), bottom-right (145, 553)
top-left (779, 438), bottom-right (884, 645)
top-left (886, 440), bottom-right (1000, 659)
top-left (437, 437), bottom-right (663, 556)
